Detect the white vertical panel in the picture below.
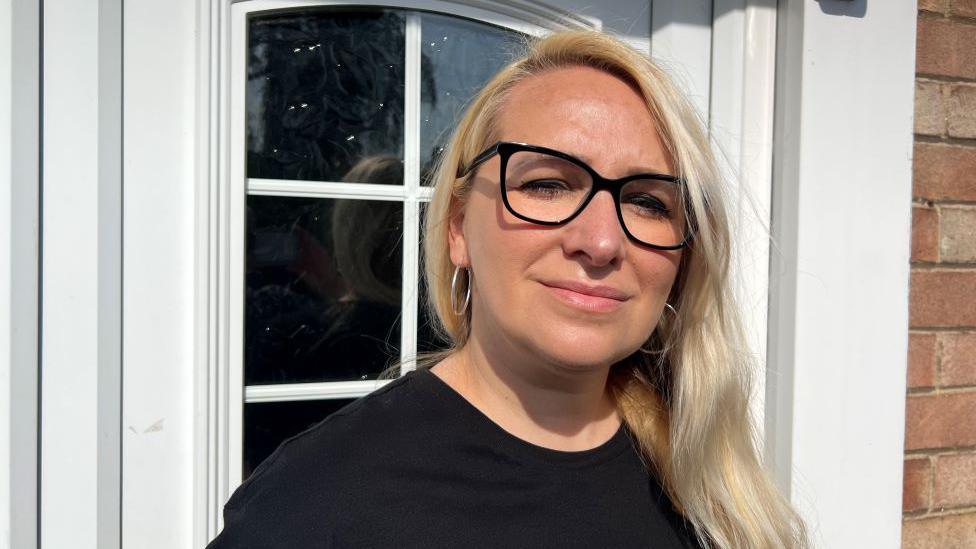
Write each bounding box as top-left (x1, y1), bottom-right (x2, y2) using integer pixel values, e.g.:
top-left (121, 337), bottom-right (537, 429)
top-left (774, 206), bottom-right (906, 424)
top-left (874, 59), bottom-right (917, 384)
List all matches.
top-left (401, 14), bottom-right (422, 372)
top-left (201, 7), bottom-right (221, 542)
top-left (1, 1), bottom-right (39, 548)
top-left (768, 1), bottom-right (915, 547)
top-left (709, 0), bottom-right (778, 435)
top-left (0, 5), bottom-right (12, 547)
top-left (41, 0), bottom-right (122, 547)
top-left (650, 0), bottom-right (712, 120)
top-left (226, 0), bottom-right (248, 507)
top-left (122, 0), bottom-right (199, 547)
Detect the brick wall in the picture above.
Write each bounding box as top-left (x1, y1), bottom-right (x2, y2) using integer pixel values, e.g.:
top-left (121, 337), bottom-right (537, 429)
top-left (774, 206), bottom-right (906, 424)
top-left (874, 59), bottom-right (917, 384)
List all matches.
top-left (903, 2), bottom-right (976, 547)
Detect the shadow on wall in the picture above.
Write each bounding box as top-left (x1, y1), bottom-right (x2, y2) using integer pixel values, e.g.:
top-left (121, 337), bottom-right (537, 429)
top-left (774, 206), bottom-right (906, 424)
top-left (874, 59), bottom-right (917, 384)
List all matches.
top-left (814, 0), bottom-right (867, 18)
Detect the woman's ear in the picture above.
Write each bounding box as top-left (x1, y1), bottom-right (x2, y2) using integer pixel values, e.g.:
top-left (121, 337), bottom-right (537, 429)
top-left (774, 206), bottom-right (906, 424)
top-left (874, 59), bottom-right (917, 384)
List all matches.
top-left (447, 204), bottom-right (469, 268)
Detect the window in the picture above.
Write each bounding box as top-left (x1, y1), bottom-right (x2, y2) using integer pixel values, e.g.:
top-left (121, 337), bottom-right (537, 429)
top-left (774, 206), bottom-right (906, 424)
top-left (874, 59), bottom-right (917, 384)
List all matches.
top-left (238, 7), bottom-right (525, 479)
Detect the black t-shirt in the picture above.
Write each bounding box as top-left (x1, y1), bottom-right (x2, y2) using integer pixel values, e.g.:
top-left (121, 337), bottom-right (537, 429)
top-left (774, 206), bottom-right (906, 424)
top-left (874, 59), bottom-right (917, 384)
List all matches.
top-left (207, 368), bottom-right (703, 548)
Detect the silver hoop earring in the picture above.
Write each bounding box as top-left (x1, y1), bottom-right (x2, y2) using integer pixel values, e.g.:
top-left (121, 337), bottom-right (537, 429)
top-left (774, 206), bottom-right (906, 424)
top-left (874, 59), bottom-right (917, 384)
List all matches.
top-left (451, 266), bottom-right (471, 316)
top-left (640, 303), bottom-right (678, 355)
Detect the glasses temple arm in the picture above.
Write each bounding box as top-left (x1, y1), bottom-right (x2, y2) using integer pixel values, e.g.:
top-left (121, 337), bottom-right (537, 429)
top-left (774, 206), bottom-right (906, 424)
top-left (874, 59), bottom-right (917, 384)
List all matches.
top-left (455, 143), bottom-right (501, 178)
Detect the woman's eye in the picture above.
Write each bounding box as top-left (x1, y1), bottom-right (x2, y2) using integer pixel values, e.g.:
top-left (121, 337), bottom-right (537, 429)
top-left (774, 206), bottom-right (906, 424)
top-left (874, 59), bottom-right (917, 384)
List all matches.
top-left (624, 193), bottom-right (671, 218)
top-left (516, 179), bottom-right (571, 197)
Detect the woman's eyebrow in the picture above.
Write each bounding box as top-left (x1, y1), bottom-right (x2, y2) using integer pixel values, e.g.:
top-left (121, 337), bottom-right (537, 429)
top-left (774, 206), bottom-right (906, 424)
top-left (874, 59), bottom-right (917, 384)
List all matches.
top-left (623, 165), bottom-right (672, 176)
top-left (599, 162), bottom-right (674, 178)
top-left (509, 156), bottom-right (567, 170)
top-left (510, 145), bottom-right (671, 177)
top-left (565, 150), bottom-right (671, 176)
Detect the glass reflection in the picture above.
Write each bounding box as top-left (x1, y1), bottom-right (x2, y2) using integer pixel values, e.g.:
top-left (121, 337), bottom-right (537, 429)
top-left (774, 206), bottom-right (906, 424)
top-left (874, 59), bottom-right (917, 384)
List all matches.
top-left (248, 10), bottom-right (407, 182)
top-left (243, 398), bottom-right (355, 479)
top-left (246, 158), bottom-right (405, 384)
top-left (419, 14), bottom-right (523, 184)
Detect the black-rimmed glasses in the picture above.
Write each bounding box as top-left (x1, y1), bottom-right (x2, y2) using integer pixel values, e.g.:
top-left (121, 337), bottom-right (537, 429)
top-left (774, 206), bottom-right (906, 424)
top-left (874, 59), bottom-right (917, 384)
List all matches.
top-left (457, 141), bottom-right (692, 250)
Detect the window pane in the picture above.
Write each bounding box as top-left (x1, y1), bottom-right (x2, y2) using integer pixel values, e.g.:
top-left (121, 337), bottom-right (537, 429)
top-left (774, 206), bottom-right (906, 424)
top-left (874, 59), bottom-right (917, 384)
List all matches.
top-left (248, 10), bottom-right (406, 182)
top-left (245, 196), bottom-right (403, 384)
top-left (243, 398), bottom-right (356, 480)
top-left (419, 14), bottom-right (523, 184)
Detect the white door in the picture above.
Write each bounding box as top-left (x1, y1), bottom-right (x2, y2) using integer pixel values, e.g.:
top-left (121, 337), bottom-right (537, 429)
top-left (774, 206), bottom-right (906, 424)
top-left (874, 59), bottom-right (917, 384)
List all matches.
top-left (120, 1), bottom-right (775, 546)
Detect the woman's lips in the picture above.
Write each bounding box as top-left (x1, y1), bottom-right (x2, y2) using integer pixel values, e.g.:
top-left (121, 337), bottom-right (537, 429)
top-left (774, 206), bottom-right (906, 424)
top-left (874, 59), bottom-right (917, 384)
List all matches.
top-left (540, 281), bottom-right (629, 313)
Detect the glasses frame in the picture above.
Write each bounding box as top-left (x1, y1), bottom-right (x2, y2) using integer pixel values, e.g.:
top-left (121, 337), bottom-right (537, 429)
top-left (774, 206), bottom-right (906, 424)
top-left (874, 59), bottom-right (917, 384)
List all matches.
top-left (457, 141), bottom-right (693, 250)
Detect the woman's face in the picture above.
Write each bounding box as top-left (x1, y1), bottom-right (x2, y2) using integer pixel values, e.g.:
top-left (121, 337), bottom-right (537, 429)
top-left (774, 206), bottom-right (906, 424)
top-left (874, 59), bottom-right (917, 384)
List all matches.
top-left (449, 66), bottom-right (682, 373)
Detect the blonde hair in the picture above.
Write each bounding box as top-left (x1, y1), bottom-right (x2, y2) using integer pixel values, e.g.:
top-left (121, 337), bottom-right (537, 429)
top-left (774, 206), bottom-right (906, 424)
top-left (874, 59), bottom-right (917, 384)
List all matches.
top-left (421, 30), bottom-right (808, 549)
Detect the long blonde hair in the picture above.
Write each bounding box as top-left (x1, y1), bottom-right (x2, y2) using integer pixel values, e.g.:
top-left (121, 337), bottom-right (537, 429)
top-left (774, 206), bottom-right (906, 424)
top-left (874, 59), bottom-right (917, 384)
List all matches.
top-left (421, 30), bottom-right (807, 549)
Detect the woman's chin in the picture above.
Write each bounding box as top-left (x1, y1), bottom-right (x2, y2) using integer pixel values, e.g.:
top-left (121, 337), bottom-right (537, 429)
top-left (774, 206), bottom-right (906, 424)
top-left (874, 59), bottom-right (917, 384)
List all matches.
top-left (529, 334), bottom-right (638, 373)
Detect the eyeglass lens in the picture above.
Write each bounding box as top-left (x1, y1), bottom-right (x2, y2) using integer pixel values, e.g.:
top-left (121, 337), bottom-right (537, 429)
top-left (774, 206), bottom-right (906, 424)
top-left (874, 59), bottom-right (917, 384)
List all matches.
top-left (503, 150), bottom-right (687, 247)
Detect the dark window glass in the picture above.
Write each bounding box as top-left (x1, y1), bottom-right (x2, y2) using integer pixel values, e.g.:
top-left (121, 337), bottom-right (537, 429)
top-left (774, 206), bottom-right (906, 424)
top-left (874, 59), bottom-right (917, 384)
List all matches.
top-left (248, 10), bottom-right (406, 182)
top-left (243, 398), bottom-right (356, 480)
top-left (419, 14), bottom-right (523, 184)
top-left (245, 195), bottom-right (403, 384)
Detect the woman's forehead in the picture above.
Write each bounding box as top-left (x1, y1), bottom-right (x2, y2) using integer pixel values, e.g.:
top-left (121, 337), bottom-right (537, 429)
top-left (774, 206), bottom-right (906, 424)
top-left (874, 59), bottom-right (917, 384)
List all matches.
top-left (495, 67), bottom-right (672, 174)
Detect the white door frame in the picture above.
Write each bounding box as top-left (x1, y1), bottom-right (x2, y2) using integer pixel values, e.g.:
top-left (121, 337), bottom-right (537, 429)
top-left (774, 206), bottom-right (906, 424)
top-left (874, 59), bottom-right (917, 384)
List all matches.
top-left (767, 1), bottom-right (916, 547)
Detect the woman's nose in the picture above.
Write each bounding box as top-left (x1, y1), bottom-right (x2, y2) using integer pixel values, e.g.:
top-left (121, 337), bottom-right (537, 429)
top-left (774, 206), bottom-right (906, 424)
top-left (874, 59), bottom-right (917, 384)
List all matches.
top-left (561, 191), bottom-right (627, 267)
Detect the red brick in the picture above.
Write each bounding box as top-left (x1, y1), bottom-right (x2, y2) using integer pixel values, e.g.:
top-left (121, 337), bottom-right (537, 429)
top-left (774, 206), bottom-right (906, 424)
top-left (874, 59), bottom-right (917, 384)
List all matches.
top-left (943, 332), bottom-right (976, 386)
top-left (948, 84), bottom-right (976, 139)
top-left (913, 206), bottom-right (940, 263)
top-left (905, 391), bottom-right (976, 450)
top-left (903, 512), bottom-right (976, 548)
top-left (952, 0), bottom-right (976, 18)
top-left (913, 143), bottom-right (976, 202)
top-left (916, 18), bottom-right (976, 79)
top-left (910, 270), bottom-right (976, 328)
top-left (909, 332), bottom-right (939, 388)
top-left (934, 452), bottom-right (976, 507)
top-left (904, 457), bottom-right (932, 512)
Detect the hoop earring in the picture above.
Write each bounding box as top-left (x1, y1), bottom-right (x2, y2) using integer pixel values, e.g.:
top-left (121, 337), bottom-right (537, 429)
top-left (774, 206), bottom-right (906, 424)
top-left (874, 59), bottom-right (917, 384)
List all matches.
top-left (451, 266), bottom-right (471, 316)
top-left (640, 302), bottom-right (678, 355)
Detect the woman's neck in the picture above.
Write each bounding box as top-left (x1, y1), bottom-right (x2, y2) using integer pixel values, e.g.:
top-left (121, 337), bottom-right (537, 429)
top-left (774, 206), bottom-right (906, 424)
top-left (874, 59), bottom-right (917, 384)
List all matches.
top-left (430, 335), bottom-right (621, 452)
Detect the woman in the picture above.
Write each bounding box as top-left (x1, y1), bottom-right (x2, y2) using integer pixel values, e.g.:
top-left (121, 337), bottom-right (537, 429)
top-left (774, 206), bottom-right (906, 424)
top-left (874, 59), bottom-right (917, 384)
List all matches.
top-left (209, 30), bottom-right (808, 549)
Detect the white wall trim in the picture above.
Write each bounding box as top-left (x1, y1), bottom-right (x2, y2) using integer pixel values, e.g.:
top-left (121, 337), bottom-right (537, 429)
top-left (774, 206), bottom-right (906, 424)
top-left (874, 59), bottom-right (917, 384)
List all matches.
top-left (1, 1), bottom-right (40, 548)
top-left (767, 1), bottom-right (916, 546)
top-left (40, 0), bottom-right (123, 547)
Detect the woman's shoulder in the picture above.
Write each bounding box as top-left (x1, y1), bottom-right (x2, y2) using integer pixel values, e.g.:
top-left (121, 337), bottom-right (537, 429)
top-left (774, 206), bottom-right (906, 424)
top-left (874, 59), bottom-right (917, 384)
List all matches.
top-left (208, 370), bottom-right (440, 547)
top-left (230, 371), bottom-right (437, 501)
top-left (243, 370), bottom-right (432, 489)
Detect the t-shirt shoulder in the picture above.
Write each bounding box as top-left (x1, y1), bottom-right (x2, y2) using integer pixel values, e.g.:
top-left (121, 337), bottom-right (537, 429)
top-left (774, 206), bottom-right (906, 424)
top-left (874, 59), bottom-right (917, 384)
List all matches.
top-left (224, 370), bottom-right (427, 512)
